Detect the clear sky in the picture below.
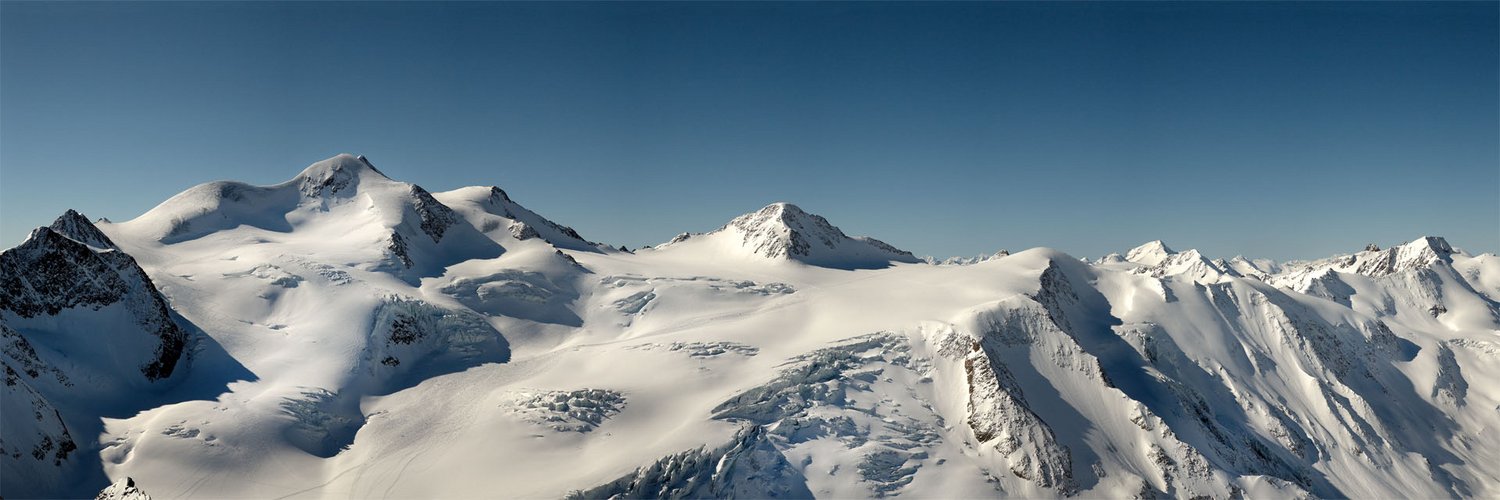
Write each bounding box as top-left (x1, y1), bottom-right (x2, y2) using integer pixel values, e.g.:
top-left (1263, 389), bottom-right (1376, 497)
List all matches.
top-left (2, 1), bottom-right (1496, 261)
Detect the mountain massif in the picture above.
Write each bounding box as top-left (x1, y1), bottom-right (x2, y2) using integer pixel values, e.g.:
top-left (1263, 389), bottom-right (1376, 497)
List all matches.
top-left (2, 154), bottom-right (1497, 499)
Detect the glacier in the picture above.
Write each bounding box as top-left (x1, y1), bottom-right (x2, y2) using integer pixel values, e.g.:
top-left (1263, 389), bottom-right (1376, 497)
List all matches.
top-left (1, 154), bottom-right (1497, 499)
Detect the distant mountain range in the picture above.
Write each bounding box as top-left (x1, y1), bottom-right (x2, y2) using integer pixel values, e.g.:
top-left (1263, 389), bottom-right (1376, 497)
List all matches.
top-left (3, 154), bottom-right (1497, 499)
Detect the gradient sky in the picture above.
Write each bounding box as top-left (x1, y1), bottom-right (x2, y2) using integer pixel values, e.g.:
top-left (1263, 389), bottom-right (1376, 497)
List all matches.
top-left (2, 1), bottom-right (1496, 261)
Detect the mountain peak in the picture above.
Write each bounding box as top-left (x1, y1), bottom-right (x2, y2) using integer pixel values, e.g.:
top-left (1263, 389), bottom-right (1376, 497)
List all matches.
top-left (728, 202), bottom-right (831, 235)
top-left (1125, 240), bottom-right (1176, 266)
top-left (1390, 235), bottom-right (1455, 271)
top-left (1400, 236), bottom-right (1454, 255)
top-left (486, 186), bottom-right (514, 204)
top-left (693, 202), bottom-right (919, 269)
top-left (763, 201), bottom-right (809, 217)
top-left (296, 153), bottom-right (389, 197)
top-left (48, 209), bottom-right (117, 249)
top-left (430, 185), bottom-right (602, 253)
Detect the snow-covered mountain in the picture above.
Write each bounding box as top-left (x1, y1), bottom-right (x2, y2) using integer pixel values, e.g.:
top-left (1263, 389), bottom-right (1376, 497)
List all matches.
top-left (2, 154), bottom-right (1497, 499)
top-left (654, 202), bottom-right (921, 269)
top-left (1, 211), bottom-right (188, 497)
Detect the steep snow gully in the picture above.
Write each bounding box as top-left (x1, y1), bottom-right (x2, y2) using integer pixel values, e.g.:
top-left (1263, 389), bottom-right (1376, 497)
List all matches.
top-left (3, 154), bottom-right (1498, 499)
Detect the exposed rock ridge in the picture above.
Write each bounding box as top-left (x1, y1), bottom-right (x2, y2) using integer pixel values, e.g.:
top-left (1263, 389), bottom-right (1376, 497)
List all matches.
top-left (0, 214), bottom-right (186, 381)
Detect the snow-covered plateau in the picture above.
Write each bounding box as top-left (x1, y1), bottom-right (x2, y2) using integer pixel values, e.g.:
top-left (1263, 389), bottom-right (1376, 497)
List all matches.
top-left (3, 154), bottom-right (1498, 499)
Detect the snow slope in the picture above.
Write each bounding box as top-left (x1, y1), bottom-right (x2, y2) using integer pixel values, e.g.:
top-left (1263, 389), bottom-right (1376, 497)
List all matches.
top-left (653, 202), bottom-right (922, 270)
top-left (1, 212), bottom-right (189, 497)
top-left (2, 154), bottom-right (1497, 499)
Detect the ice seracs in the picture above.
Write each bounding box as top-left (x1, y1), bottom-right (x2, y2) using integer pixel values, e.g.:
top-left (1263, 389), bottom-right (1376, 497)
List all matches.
top-left (657, 202), bottom-right (921, 269)
top-left (4, 153), bottom-right (1499, 500)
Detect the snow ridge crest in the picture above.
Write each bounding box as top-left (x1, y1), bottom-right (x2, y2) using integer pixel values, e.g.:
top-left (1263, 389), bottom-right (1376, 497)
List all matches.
top-left (296, 153), bottom-right (388, 197)
top-left (47, 210), bottom-right (117, 250)
top-left (707, 202), bottom-right (918, 269)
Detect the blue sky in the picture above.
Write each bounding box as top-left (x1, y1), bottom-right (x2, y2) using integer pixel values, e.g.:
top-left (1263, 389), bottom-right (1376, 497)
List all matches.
top-left (2, 1), bottom-right (1495, 260)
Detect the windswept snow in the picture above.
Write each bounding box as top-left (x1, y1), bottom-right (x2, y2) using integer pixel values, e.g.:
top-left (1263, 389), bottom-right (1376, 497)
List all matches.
top-left (3, 154), bottom-right (1498, 500)
top-left (655, 202), bottom-right (922, 270)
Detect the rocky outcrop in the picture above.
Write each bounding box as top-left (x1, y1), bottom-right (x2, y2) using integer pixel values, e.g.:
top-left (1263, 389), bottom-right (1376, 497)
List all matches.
top-left (297, 153), bottom-right (383, 198)
top-left (435, 185), bottom-right (605, 252)
top-left (1432, 343), bottom-right (1468, 406)
top-left (362, 296), bottom-right (510, 389)
top-left (95, 476), bottom-right (152, 500)
top-left (959, 339), bottom-right (1074, 490)
top-left (0, 214), bottom-right (186, 382)
top-left (568, 426), bottom-right (813, 500)
top-left (1, 362), bottom-right (78, 485)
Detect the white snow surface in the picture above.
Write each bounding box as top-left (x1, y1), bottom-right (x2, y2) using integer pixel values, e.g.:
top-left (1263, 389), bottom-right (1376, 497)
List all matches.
top-left (2, 154), bottom-right (1498, 499)
top-left (653, 202), bottom-right (922, 270)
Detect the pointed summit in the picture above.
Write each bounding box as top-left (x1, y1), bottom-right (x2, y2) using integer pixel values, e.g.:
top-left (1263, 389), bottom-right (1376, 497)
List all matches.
top-left (1391, 236), bottom-right (1455, 271)
top-left (431, 185), bottom-right (603, 252)
top-left (724, 203), bottom-right (843, 257)
top-left (96, 477), bottom-right (151, 500)
top-left (1337, 236), bottom-right (1458, 276)
top-left (1125, 240), bottom-right (1175, 267)
top-left (296, 153), bottom-right (389, 197)
top-left (47, 209), bottom-right (116, 250)
top-left (663, 202), bottom-right (919, 269)
top-left (1, 219), bottom-right (187, 382)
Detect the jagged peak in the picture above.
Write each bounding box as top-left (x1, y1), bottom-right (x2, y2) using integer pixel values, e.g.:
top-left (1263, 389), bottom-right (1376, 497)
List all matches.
top-left (724, 202), bottom-right (845, 239)
top-left (295, 153), bottom-right (389, 197)
top-left (928, 249), bottom-right (1013, 266)
top-left (17, 224), bottom-right (120, 258)
top-left (1125, 240), bottom-right (1176, 266)
top-left (20, 226), bottom-right (72, 250)
top-left (431, 185), bottom-right (603, 252)
top-left (486, 186), bottom-right (514, 204)
top-left (48, 209), bottom-right (117, 249)
top-left (1275, 235), bottom-right (1460, 279)
top-left (1389, 235), bottom-right (1456, 271)
top-left (1398, 236), bottom-right (1454, 255)
top-left (96, 476), bottom-right (152, 500)
top-left (692, 202), bottom-right (918, 269)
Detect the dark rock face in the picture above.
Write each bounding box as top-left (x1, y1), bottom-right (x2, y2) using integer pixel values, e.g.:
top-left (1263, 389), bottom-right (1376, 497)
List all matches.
top-left (2, 324), bottom-right (81, 497)
top-left (0, 214), bottom-right (186, 381)
top-left (2, 323), bottom-right (70, 385)
top-left (386, 232), bottom-right (415, 269)
top-left (409, 185), bottom-right (458, 243)
top-left (49, 209), bottom-right (117, 250)
top-left (1, 229), bottom-right (133, 318)
top-left (3, 363), bottom-right (78, 463)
